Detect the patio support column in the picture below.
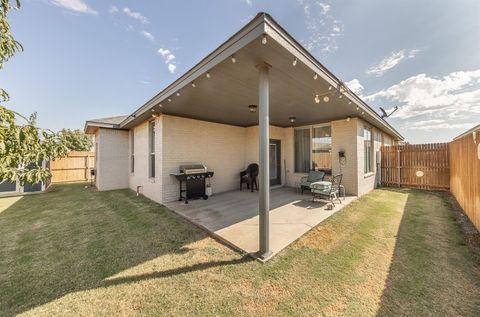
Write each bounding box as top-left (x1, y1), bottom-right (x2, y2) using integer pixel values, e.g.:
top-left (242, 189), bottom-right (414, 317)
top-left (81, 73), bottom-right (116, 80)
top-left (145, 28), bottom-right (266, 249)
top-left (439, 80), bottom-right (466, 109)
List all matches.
top-left (257, 62), bottom-right (272, 259)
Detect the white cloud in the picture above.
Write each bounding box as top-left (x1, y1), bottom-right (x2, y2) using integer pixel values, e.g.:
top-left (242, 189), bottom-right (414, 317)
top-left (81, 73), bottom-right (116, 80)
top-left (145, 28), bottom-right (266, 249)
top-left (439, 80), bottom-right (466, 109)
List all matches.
top-left (167, 64), bottom-right (177, 74)
top-left (244, 0), bottom-right (253, 6)
top-left (50, 0), bottom-right (97, 15)
top-left (364, 69), bottom-right (480, 134)
top-left (141, 31), bottom-right (155, 42)
top-left (123, 7), bottom-right (149, 24)
top-left (366, 49), bottom-right (419, 77)
top-left (319, 2), bottom-right (330, 14)
top-left (158, 48), bottom-right (177, 74)
top-left (297, 1), bottom-right (343, 55)
top-left (345, 79), bottom-right (364, 95)
top-left (109, 5), bottom-right (119, 14)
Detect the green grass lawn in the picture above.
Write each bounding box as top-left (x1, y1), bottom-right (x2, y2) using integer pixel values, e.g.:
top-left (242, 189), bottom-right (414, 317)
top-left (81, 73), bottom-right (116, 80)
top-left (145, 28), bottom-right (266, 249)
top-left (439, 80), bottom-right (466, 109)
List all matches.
top-left (0, 184), bottom-right (479, 316)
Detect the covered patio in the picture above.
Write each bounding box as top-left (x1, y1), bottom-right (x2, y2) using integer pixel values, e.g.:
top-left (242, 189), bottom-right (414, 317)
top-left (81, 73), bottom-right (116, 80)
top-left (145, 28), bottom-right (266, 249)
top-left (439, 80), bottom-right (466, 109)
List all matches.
top-left (165, 187), bottom-right (356, 261)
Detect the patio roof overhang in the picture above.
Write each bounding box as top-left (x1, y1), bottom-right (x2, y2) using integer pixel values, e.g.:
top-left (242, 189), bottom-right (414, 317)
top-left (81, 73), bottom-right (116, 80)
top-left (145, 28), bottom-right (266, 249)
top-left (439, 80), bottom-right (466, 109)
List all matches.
top-left (119, 12), bottom-right (403, 141)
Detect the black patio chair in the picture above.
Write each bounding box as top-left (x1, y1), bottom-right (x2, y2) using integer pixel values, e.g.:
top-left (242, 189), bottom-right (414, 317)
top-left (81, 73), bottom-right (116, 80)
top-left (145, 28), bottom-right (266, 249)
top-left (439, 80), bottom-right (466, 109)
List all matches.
top-left (240, 163), bottom-right (258, 192)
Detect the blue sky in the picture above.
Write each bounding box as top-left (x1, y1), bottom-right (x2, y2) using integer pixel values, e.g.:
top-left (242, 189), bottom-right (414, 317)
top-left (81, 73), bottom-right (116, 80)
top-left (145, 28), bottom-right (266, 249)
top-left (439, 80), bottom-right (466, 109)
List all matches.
top-left (1, 0), bottom-right (479, 143)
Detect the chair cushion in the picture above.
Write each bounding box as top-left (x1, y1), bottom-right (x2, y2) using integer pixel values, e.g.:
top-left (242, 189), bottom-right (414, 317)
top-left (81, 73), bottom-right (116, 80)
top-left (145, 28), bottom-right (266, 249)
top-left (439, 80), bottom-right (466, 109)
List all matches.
top-left (306, 171), bottom-right (325, 183)
top-left (310, 181), bottom-right (331, 191)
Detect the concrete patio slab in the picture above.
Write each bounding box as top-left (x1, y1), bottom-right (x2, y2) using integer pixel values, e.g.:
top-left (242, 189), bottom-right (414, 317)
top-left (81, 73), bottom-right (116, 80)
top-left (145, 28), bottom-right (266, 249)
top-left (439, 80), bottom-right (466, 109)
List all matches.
top-left (165, 187), bottom-right (356, 261)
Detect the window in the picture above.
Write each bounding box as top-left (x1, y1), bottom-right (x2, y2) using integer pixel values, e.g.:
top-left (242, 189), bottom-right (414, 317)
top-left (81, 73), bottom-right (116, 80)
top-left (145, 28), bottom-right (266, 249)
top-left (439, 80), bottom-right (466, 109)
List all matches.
top-left (294, 124), bottom-right (332, 173)
top-left (148, 121), bottom-right (155, 178)
top-left (294, 128), bottom-right (310, 173)
top-left (130, 130), bottom-right (135, 173)
top-left (364, 126), bottom-right (373, 173)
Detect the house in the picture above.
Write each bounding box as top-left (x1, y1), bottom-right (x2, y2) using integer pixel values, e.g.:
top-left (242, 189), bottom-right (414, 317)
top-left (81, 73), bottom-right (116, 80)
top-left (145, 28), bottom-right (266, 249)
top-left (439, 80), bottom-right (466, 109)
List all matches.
top-left (85, 13), bottom-right (403, 259)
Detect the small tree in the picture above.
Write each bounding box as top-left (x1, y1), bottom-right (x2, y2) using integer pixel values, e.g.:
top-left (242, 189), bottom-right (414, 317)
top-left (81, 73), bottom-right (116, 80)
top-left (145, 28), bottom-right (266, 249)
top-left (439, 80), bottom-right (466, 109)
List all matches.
top-left (58, 129), bottom-right (93, 151)
top-left (0, 0), bottom-right (68, 184)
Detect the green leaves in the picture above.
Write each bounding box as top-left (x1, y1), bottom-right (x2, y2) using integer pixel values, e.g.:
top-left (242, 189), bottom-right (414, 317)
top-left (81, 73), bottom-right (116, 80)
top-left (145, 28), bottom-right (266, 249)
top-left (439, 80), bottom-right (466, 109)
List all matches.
top-left (0, 105), bottom-right (69, 184)
top-left (58, 128), bottom-right (93, 151)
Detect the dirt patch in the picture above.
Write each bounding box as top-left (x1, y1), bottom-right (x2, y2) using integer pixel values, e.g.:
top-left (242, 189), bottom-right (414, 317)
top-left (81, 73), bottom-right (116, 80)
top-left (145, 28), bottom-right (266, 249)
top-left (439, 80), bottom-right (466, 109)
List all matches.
top-left (445, 193), bottom-right (480, 252)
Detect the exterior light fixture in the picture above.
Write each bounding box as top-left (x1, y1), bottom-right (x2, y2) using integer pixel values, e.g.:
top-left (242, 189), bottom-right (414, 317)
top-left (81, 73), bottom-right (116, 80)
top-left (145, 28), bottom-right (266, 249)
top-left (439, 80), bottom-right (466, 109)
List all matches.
top-left (191, 82), bottom-right (196, 87)
top-left (176, 92), bottom-right (181, 96)
top-left (206, 72), bottom-right (211, 78)
top-left (231, 55), bottom-right (236, 63)
top-left (314, 94), bottom-right (320, 103)
top-left (323, 96), bottom-right (330, 102)
top-left (248, 104), bottom-right (258, 113)
top-left (289, 116), bottom-right (296, 123)
top-left (292, 57), bottom-right (298, 66)
top-left (262, 35), bottom-right (267, 45)
top-left (313, 73), bottom-right (318, 80)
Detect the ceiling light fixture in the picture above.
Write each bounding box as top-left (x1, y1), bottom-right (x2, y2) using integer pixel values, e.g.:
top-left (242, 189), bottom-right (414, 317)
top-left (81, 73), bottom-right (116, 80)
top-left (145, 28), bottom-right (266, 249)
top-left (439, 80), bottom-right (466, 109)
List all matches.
top-left (292, 57), bottom-right (298, 66)
top-left (248, 104), bottom-right (258, 113)
top-left (314, 94), bottom-right (320, 103)
top-left (206, 72), bottom-right (211, 79)
top-left (313, 73), bottom-right (318, 80)
top-left (262, 35), bottom-right (267, 45)
top-left (231, 55), bottom-right (236, 63)
top-left (323, 96), bottom-right (330, 103)
top-left (289, 116), bottom-right (296, 123)
top-left (191, 82), bottom-right (196, 87)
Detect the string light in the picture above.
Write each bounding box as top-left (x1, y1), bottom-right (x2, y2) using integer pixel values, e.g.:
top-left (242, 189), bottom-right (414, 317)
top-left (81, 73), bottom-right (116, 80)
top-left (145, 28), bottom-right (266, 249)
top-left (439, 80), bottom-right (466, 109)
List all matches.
top-left (206, 72), bottom-right (211, 78)
top-left (191, 82), bottom-right (196, 87)
top-left (261, 35), bottom-right (267, 45)
top-left (314, 94), bottom-right (320, 103)
top-left (289, 116), bottom-right (296, 123)
top-left (292, 57), bottom-right (298, 66)
top-left (176, 92), bottom-right (181, 96)
top-left (328, 85), bottom-right (333, 91)
top-left (231, 55), bottom-right (236, 63)
top-left (168, 98), bottom-right (172, 102)
top-left (313, 73), bottom-right (318, 80)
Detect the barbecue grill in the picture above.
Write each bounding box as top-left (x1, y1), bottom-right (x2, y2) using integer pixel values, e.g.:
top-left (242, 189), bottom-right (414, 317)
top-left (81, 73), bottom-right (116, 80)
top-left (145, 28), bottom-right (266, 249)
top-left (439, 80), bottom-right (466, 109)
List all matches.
top-left (171, 164), bottom-right (214, 203)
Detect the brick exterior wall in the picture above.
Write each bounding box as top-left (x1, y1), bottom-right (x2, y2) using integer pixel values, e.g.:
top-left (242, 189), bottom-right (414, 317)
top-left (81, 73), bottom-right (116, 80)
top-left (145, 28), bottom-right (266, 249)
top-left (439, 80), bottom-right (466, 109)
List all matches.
top-left (95, 128), bottom-right (129, 191)
top-left (96, 114), bottom-right (397, 202)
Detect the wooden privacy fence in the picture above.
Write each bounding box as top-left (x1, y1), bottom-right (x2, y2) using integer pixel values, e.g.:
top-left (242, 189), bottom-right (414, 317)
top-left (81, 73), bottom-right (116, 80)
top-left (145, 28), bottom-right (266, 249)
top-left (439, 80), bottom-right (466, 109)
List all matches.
top-left (50, 151), bottom-right (95, 183)
top-left (449, 127), bottom-right (480, 231)
top-left (380, 143), bottom-right (450, 190)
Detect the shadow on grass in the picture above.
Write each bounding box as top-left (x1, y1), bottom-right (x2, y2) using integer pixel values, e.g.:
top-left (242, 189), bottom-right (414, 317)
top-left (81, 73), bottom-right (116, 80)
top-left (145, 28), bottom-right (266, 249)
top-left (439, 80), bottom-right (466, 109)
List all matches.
top-left (0, 183), bottom-right (251, 316)
top-left (375, 188), bottom-right (480, 316)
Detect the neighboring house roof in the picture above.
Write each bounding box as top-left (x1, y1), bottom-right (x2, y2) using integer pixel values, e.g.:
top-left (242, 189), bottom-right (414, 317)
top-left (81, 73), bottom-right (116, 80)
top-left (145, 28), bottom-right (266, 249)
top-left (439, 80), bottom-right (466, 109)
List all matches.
top-left (84, 115), bottom-right (128, 134)
top-left (85, 12), bottom-right (404, 140)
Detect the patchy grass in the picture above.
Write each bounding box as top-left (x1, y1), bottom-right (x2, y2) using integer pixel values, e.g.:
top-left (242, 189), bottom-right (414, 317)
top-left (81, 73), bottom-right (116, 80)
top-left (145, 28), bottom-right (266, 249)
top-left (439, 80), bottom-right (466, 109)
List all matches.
top-left (0, 184), bottom-right (479, 316)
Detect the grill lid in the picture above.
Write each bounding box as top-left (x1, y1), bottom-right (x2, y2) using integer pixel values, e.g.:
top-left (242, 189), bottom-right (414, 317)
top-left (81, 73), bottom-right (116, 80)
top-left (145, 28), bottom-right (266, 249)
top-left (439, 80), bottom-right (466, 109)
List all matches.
top-left (179, 164), bottom-right (207, 174)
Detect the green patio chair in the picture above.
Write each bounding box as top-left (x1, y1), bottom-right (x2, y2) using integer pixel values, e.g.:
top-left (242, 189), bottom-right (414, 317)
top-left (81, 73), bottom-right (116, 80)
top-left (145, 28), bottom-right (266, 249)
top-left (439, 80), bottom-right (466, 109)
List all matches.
top-left (300, 171), bottom-right (325, 194)
top-left (310, 174), bottom-right (343, 207)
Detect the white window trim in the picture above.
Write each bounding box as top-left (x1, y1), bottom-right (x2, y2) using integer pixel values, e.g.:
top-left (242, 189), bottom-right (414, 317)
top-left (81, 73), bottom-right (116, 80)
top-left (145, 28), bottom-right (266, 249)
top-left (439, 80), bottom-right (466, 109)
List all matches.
top-left (364, 125), bottom-right (374, 175)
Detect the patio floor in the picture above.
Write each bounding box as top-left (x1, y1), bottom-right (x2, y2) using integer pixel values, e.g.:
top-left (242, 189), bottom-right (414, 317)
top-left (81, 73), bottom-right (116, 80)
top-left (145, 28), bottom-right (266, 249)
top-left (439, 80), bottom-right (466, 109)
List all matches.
top-left (165, 187), bottom-right (356, 260)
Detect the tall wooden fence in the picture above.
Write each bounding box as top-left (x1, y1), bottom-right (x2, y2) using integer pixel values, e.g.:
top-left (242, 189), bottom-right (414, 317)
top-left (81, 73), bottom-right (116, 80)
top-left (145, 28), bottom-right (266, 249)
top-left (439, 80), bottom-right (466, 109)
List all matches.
top-left (449, 128), bottom-right (480, 230)
top-left (51, 151), bottom-right (95, 183)
top-left (380, 143), bottom-right (450, 190)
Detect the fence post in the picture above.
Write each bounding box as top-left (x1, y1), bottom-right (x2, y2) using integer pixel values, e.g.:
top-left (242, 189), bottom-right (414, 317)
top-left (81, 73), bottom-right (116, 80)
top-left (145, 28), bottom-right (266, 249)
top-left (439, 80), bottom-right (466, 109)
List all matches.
top-left (397, 149), bottom-right (401, 187)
